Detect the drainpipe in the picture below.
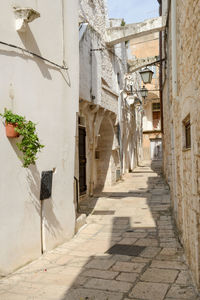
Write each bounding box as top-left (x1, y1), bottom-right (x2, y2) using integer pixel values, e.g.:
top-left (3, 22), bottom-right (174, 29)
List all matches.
top-left (164, 0), bottom-right (178, 217)
top-left (171, 0), bottom-right (177, 98)
top-left (119, 90), bottom-right (124, 173)
top-left (159, 1), bottom-right (164, 134)
top-left (171, 0), bottom-right (178, 217)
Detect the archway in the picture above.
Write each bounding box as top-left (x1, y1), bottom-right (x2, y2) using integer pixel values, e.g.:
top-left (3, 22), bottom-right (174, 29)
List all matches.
top-left (94, 117), bottom-right (115, 191)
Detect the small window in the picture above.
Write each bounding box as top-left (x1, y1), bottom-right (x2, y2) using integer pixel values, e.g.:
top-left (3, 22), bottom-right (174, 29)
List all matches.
top-left (79, 116), bottom-right (86, 126)
top-left (152, 103), bottom-right (160, 111)
top-left (185, 121), bottom-right (191, 149)
top-left (153, 111), bottom-right (161, 129)
top-left (183, 115), bottom-right (191, 149)
top-left (117, 72), bottom-right (120, 86)
top-left (95, 150), bottom-right (100, 159)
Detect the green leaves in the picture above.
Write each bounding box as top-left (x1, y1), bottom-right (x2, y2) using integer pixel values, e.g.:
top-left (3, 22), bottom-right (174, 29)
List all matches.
top-left (1, 110), bottom-right (44, 168)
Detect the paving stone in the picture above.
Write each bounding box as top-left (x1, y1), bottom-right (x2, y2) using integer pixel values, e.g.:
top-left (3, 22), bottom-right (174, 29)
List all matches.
top-left (123, 232), bottom-right (147, 238)
top-left (85, 278), bottom-right (133, 293)
top-left (166, 284), bottom-right (197, 299)
top-left (0, 293), bottom-right (32, 300)
top-left (85, 259), bottom-right (116, 270)
top-left (141, 267), bottom-right (179, 283)
top-left (64, 288), bottom-right (123, 300)
top-left (131, 256), bottom-right (150, 263)
top-left (135, 238), bottom-right (158, 247)
top-left (140, 247), bottom-right (161, 258)
top-left (159, 231), bottom-right (175, 237)
top-left (118, 238), bottom-right (137, 245)
top-left (160, 242), bottom-right (180, 248)
top-left (67, 256), bottom-right (92, 267)
top-left (112, 254), bottom-right (132, 262)
top-left (129, 282), bottom-right (169, 300)
top-left (81, 269), bottom-right (119, 280)
top-left (175, 270), bottom-right (193, 285)
top-left (150, 260), bottom-right (187, 270)
top-left (116, 272), bottom-right (138, 283)
top-left (112, 261), bottom-right (145, 273)
top-left (160, 238), bottom-right (177, 243)
top-left (159, 248), bottom-right (179, 256)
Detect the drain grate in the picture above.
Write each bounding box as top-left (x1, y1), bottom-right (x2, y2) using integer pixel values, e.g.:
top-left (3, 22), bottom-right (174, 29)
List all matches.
top-left (106, 244), bottom-right (146, 256)
top-left (92, 210), bottom-right (115, 215)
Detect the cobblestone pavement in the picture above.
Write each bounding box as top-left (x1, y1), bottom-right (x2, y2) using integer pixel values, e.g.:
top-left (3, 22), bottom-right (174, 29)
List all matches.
top-left (0, 161), bottom-right (199, 299)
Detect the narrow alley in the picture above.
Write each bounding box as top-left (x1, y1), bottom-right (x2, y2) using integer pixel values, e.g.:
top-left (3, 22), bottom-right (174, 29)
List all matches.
top-left (0, 161), bottom-right (199, 300)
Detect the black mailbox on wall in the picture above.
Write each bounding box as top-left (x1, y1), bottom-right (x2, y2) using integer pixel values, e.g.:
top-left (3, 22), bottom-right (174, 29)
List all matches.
top-left (40, 171), bottom-right (53, 200)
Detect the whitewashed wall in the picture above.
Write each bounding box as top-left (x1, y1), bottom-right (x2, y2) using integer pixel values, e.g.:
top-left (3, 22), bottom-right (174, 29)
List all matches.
top-left (0, 0), bottom-right (79, 274)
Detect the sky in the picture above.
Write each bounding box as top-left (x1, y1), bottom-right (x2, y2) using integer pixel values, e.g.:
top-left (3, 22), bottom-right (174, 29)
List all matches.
top-left (107, 0), bottom-right (159, 24)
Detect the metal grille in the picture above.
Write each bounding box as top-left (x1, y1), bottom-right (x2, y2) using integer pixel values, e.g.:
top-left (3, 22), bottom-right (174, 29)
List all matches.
top-left (40, 171), bottom-right (53, 200)
top-left (106, 244), bottom-right (146, 256)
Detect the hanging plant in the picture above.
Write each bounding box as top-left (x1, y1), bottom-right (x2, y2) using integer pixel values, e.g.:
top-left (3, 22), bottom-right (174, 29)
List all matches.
top-left (0, 109), bottom-right (44, 168)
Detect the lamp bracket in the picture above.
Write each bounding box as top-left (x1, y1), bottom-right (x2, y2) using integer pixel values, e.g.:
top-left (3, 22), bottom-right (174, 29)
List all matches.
top-left (13, 7), bottom-right (40, 32)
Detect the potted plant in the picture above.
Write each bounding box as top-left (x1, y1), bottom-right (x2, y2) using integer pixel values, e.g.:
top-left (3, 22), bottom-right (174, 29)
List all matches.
top-left (1, 110), bottom-right (24, 138)
top-left (0, 109), bottom-right (44, 167)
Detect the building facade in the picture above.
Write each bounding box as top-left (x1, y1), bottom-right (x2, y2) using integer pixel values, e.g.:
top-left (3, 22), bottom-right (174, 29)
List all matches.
top-left (159, 0), bottom-right (200, 288)
top-left (130, 33), bottom-right (162, 161)
top-left (77, 0), bottom-right (143, 203)
top-left (0, 0), bottom-right (79, 275)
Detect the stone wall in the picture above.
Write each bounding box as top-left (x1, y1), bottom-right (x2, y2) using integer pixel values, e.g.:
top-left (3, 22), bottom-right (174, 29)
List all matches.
top-left (162, 0), bottom-right (200, 288)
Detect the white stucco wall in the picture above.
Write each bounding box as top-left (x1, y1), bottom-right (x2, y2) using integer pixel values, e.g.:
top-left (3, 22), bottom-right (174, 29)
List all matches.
top-left (79, 1), bottom-right (127, 113)
top-left (143, 102), bottom-right (153, 131)
top-left (0, 0), bottom-right (79, 274)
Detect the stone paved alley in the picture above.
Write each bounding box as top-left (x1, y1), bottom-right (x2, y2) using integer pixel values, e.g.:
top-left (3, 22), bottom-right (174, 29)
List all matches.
top-left (0, 161), bottom-right (199, 300)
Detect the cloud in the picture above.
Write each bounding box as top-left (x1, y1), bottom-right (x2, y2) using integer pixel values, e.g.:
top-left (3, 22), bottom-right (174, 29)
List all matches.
top-left (107, 0), bottom-right (159, 24)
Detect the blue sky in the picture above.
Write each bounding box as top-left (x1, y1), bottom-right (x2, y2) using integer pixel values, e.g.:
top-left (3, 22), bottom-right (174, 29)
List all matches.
top-left (107, 0), bottom-right (159, 24)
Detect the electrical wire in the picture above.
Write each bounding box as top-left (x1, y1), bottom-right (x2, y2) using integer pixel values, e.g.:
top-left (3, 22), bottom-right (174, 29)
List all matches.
top-left (0, 41), bottom-right (68, 71)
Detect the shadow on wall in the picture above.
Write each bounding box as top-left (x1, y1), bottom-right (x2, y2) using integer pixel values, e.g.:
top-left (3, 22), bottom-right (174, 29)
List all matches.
top-left (8, 135), bottom-right (62, 239)
top-left (18, 26), bottom-right (52, 79)
top-left (28, 165), bottom-right (62, 239)
top-left (0, 25), bottom-right (71, 86)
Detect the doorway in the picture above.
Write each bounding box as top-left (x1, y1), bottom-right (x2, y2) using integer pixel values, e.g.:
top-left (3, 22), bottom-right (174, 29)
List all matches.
top-left (79, 126), bottom-right (87, 195)
top-left (150, 138), bottom-right (162, 160)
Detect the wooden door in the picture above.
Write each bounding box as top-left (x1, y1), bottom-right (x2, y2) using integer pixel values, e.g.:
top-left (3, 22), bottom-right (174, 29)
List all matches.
top-left (79, 126), bottom-right (87, 194)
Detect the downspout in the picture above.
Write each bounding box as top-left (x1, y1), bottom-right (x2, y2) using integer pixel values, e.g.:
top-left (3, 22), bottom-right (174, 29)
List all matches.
top-left (171, 0), bottom-right (178, 218)
top-left (171, 0), bottom-right (177, 98)
top-left (119, 90), bottom-right (123, 174)
top-left (159, 1), bottom-right (164, 134)
top-left (169, 0), bottom-right (178, 216)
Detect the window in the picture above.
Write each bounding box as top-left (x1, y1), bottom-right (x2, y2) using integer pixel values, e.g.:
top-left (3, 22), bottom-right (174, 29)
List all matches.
top-left (117, 72), bottom-right (120, 86)
top-left (183, 115), bottom-right (191, 149)
top-left (152, 102), bottom-right (161, 129)
top-left (152, 103), bottom-right (161, 111)
top-left (185, 121), bottom-right (191, 148)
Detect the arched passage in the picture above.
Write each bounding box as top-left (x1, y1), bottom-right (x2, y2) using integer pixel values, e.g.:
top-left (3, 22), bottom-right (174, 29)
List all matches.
top-left (94, 117), bottom-right (115, 191)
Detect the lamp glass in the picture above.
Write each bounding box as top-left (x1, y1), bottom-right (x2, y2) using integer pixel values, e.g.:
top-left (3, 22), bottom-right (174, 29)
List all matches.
top-left (140, 86), bottom-right (148, 98)
top-left (139, 67), bottom-right (154, 84)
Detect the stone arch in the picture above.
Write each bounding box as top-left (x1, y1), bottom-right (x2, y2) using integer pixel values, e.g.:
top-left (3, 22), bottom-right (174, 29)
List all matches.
top-left (94, 115), bottom-right (116, 191)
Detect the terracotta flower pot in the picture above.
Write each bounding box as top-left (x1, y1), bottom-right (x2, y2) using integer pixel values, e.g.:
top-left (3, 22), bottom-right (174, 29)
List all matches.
top-left (5, 122), bottom-right (20, 138)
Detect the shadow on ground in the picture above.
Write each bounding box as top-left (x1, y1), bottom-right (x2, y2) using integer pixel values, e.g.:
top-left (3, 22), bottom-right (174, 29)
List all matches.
top-left (0, 161), bottom-right (198, 300)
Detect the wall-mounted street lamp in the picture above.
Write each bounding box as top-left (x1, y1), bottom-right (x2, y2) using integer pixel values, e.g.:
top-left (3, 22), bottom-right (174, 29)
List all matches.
top-left (140, 86), bottom-right (148, 99)
top-left (139, 67), bottom-right (154, 84)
